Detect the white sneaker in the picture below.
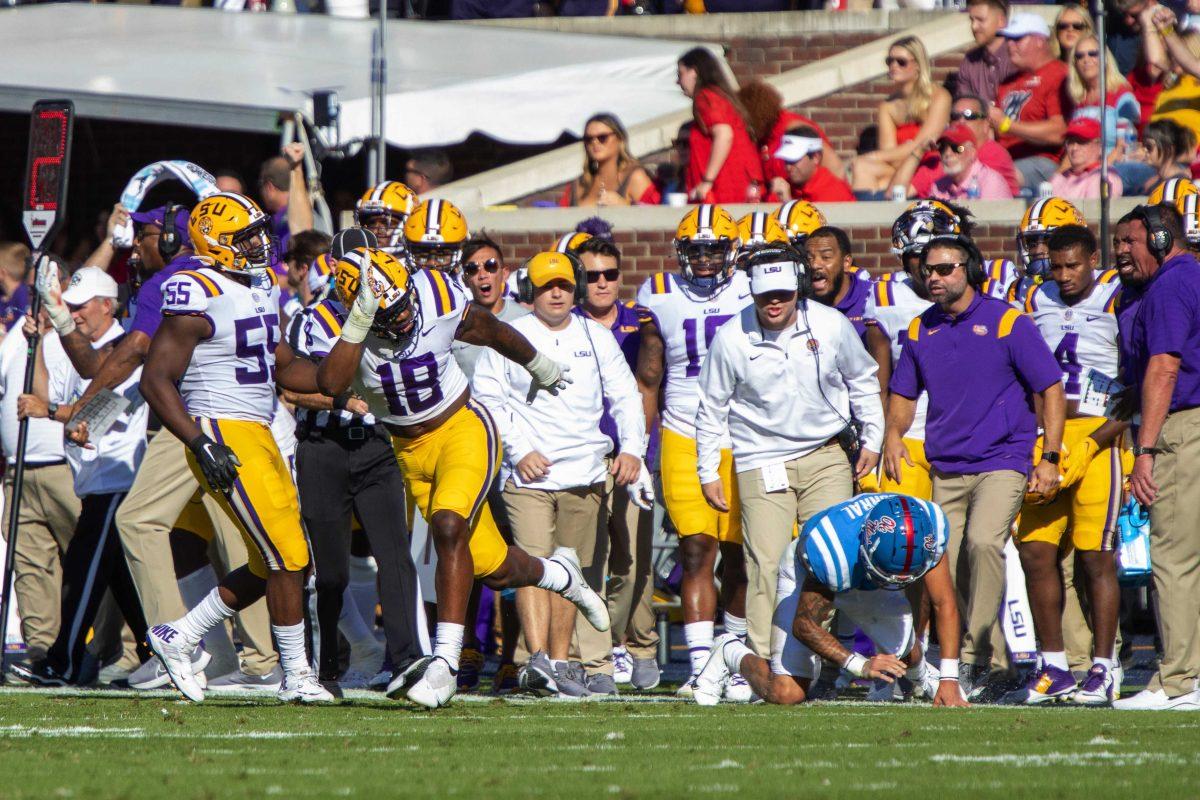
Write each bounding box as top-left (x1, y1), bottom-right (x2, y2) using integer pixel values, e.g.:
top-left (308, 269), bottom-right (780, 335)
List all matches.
top-left (388, 656), bottom-right (457, 709)
top-left (549, 548), bottom-right (610, 632)
top-left (206, 666), bottom-right (283, 694)
top-left (129, 647), bottom-right (211, 691)
top-left (723, 672), bottom-right (753, 703)
top-left (1114, 687), bottom-right (1200, 710)
top-left (613, 646), bottom-right (633, 685)
top-left (278, 668), bottom-right (335, 703)
top-left (692, 632), bottom-right (737, 706)
top-left (147, 624), bottom-right (206, 703)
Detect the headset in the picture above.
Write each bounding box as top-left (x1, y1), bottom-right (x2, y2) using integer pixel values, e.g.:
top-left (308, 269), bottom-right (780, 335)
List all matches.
top-left (1133, 204), bottom-right (1174, 263)
top-left (737, 244), bottom-right (813, 300)
top-left (159, 203), bottom-right (183, 262)
top-left (920, 233), bottom-right (985, 287)
top-left (516, 252), bottom-right (589, 306)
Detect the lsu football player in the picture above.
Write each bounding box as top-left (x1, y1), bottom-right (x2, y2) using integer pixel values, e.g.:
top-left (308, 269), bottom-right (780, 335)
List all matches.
top-left (1011, 224), bottom-right (1126, 706)
top-left (636, 204), bottom-right (749, 697)
top-left (402, 198), bottom-right (470, 277)
top-left (139, 192), bottom-right (332, 704)
top-left (1008, 197), bottom-right (1086, 307)
top-left (772, 200), bottom-right (871, 284)
top-left (736, 211), bottom-right (789, 254)
top-left (1178, 193), bottom-right (1200, 252)
top-left (355, 180), bottom-right (418, 257)
top-left (315, 247), bottom-right (610, 708)
top-left (691, 493), bottom-right (968, 707)
top-left (1147, 176), bottom-right (1198, 208)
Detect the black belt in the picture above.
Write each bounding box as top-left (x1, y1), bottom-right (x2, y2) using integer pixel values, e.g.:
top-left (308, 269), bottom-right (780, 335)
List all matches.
top-left (298, 421), bottom-right (384, 443)
top-left (22, 459), bottom-right (67, 470)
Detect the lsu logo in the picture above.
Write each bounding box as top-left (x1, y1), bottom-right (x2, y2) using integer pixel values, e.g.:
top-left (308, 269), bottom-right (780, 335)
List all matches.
top-left (972, 324), bottom-right (988, 336)
top-left (863, 515), bottom-right (897, 538)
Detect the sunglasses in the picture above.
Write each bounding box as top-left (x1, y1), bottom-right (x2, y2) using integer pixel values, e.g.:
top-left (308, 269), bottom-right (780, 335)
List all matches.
top-left (1074, 49), bottom-right (1101, 60)
top-left (950, 109), bottom-right (985, 121)
top-left (885, 56), bottom-right (911, 67)
top-left (463, 258), bottom-right (501, 277)
top-left (923, 262), bottom-right (964, 276)
top-left (1058, 21), bottom-right (1089, 31)
top-left (586, 268), bottom-right (620, 283)
top-left (938, 142), bottom-right (968, 154)
top-left (583, 133), bottom-right (614, 145)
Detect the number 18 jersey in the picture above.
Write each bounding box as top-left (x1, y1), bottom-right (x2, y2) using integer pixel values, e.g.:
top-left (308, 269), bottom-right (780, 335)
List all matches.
top-left (355, 268), bottom-right (469, 426)
top-left (636, 270), bottom-right (750, 440)
top-left (1023, 271), bottom-right (1121, 405)
top-left (161, 267), bottom-right (280, 423)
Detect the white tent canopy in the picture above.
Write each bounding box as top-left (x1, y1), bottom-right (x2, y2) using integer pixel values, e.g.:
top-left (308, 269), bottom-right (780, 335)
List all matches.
top-left (0, 5), bottom-right (702, 148)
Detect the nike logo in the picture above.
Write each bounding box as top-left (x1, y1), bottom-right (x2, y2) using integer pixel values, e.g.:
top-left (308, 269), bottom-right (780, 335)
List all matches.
top-left (738, 293), bottom-right (751, 300)
top-left (927, 327), bottom-right (942, 335)
top-left (749, 354), bottom-right (763, 361)
top-left (421, 325), bottom-right (436, 336)
top-left (1085, 315), bottom-right (1101, 322)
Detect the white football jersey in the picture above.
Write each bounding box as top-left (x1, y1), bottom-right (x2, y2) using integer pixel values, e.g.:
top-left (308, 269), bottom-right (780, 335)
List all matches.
top-left (636, 270), bottom-right (750, 440)
top-left (1024, 270), bottom-right (1121, 405)
top-left (355, 268), bottom-right (469, 427)
top-left (866, 275), bottom-right (933, 441)
top-left (880, 258), bottom-right (1017, 302)
top-left (161, 267), bottom-right (280, 424)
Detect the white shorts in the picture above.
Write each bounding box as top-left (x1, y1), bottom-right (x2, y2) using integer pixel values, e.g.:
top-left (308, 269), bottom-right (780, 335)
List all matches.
top-left (770, 539), bottom-right (915, 678)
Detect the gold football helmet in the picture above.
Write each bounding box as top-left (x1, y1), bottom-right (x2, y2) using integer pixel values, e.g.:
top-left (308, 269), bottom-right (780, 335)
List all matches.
top-left (736, 212), bottom-right (789, 253)
top-left (772, 200), bottom-right (827, 249)
top-left (1178, 193), bottom-right (1200, 247)
top-left (1017, 197), bottom-right (1086, 275)
top-left (355, 181), bottom-right (417, 254)
top-left (1149, 177), bottom-right (1198, 207)
top-left (189, 192), bottom-right (274, 275)
top-left (674, 204), bottom-right (741, 289)
top-left (553, 232), bottom-right (593, 255)
top-left (335, 247), bottom-right (421, 343)
top-left (403, 199), bottom-right (470, 274)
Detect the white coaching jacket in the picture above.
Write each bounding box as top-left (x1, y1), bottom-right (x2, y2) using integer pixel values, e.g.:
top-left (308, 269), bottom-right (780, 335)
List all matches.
top-left (695, 300), bottom-right (884, 484)
top-left (472, 312), bottom-right (646, 491)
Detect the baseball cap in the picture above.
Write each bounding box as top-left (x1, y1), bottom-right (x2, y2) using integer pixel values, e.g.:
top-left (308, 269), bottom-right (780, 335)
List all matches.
top-left (526, 252), bottom-right (577, 288)
top-left (749, 259), bottom-right (801, 296)
top-left (998, 12), bottom-right (1051, 39)
top-left (774, 135), bottom-right (824, 164)
top-left (61, 266), bottom-right (119, 306)
top-left (331, 227), bottom-right (378, 261)
top-left (129, 205), bottom-right (191, 234)
top-left (1065, 117), bottom-right (1102, 142)
top-left (937, 124), bottom-right (977, 148)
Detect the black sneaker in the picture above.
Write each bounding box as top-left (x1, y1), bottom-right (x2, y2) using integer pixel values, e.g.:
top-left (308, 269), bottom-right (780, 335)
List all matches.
top-left (9, 660), bottom-right (69, 687)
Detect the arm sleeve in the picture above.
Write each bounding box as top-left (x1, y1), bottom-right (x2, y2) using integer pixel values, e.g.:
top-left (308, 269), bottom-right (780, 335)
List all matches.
top-left (1008, 313), bottom-right (1066, 392)
top-left (595, 323), bottom-right (647, 459)
top-left (694, 328), bottom-right (737, 485)
top-left (834, 315), bottom-right (885, 452)
top-left (889, 333), bottom-right (923, 399)
top-left (470, 348), bottom-right (534, 467)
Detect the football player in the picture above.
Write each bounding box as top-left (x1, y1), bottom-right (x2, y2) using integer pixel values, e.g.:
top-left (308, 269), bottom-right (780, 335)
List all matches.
top-left (692, 493), bottom-right (968, 707)
top-left (1011, 224), bottom-right (1126, 706)
top-left (402, 198), bottom-right (470, 278)
top-left (1178, 193), bottom-right (1200, 254)
top-left (772, 200), bottom-right (872, 284)
top-left (1008, 197), bottom-right (1086, 306)
top-left (315, 247), bottom-right (610, 708)
top-left (1147, 176), bottom-right (1198, 208)
top-left (139, 192), bottom-right (332, 703)
top-left (355, 181), bottom-right (418, 258)
top-left (635, 204), bottom-right (750, 698)
top-left (736, 211), bottom-right (789, 256)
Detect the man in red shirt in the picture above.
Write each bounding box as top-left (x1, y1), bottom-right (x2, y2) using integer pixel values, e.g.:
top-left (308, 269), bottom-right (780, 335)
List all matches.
top-left (988, 12), bottom-right (1068, 189)
top-left (774, 129), bottom-right (856, 203)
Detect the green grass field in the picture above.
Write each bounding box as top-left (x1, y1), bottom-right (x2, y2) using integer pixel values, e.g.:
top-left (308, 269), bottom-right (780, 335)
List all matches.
top-left (1, 689), bottom-right (1197, 799)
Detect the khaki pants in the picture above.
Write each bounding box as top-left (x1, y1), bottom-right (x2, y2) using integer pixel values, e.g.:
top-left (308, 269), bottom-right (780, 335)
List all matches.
top-left (2, 463), bottom-right (80, 661)
top-left (506, 480), bottom-right (610, 674)
top-left (1148, 405), bottom-right (1200, 696)
top-left (737, 442), bottom-right (852, 658)
top-left (605, 484), bottom-right (659, 660)
top-left (115, 431), bottom-right (277, 674)
top-left (933, 469), bottom-right (1027, 668)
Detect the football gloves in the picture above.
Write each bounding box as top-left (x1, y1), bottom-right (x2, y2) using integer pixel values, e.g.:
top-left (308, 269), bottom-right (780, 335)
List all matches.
top-left (341, 263), bottom-right (382, 344)
top-left (523, 351), bottom-right (572, 404)
top-left (189, 434), bottom-right (242, 494)
top-left (35, 257), bottom-right (75, 336)
top-left (627, 464), bottom-right (656, 511)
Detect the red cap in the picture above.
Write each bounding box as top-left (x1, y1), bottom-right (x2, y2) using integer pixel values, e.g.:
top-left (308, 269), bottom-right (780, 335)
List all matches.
top-left (1065, 118), bottom-right (1101, 142)
top-left (937, 124), bottom-right (976, 147)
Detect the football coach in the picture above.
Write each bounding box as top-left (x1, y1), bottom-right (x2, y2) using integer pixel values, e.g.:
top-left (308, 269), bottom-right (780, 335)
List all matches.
top-left (885, 234), bottom-right (1065, 698)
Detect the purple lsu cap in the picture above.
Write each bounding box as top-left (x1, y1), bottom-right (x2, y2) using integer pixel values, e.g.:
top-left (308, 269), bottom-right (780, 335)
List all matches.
top-left (130, 205), bottom-right (191, 232)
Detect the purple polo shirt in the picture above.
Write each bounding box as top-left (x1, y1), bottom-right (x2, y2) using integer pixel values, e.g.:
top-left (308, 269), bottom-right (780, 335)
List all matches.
top-left (129, 254), bottom-right (206, 339)
top-left (1124, 252), bottom-right (1200, 411)
top-left (1115, 282), bottom-right (1145, 391)
top-left (891, 293), bottom-right (1061, 475)
top-left (0, 284), bottom-right (30, 331)
top-left (833, 272), bottom-right (873, 341)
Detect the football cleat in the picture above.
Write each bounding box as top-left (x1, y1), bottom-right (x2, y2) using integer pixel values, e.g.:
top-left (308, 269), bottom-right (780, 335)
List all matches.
top-left (491, 663), bottom-right (521, 695)
top-left (613, 646), bottom-right (633, 685)
top-left (278, 668), bottom-right (335, 703)
top-left (128, 648), bottom-right (211, 691)
top-left (206, 666), bottom-right (283, 694)
top-left (969, 667), bottom-right (1026, 704)
top-left (1009, 664), bottom-right (1076, 705)
top-left (518, 652), bottom-right (559, 697)
top-left (630, 657), bottom-right (661, 691)
top-left (549, 547), bottom-right (610, 633)
top-left (9, 660), bottom-right (69, 687)
top-left (723, 672), bottom-right (754, 703)
top-left (692, 632), bottom-right (737, 706)
top-left (388, 655), bottom-right (457, 709)
top-left (1071, 664), bottom-right (1117, 706)
top-left (147, 624), bottom-right (206, 703)
top-left (457, 647), bottom-right (484, 692)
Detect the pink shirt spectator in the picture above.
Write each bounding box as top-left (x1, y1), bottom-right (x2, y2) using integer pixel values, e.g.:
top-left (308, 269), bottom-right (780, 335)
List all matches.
top-left (912, 140), bottom-right (1020, 197)
top-left (1049, 165), bottom-right (1123, 200)
top-left (929, 159), bottom-right (1013, 200)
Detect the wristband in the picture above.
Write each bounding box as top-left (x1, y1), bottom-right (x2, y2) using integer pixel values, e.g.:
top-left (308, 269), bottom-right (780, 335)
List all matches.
top-left (843, 652), bottom-right (868, 678)
top-left (998, 116), bottom-right (1013, 135)
top-left (939, 658), bottom-right (959, 680)
top-left (332, 392), bottom-right (351, 411)
top-left (702, 176), bottom-right (716, 184)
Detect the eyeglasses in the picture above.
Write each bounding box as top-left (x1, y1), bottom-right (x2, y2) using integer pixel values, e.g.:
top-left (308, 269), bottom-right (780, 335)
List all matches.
top-left (938, 142), bottom-right (968, 154)
top-left (1074, 49), bottom-right (1101, 60)
top-left (885, 56), bottom-right (911, 67)
top-left (922, 262), bottom-right (965, 276)
top-left (950, 109), bottom-right (985, 121)
top-left (463, 258), bottom-right (501, 277)
top-left (586, 268), bottom-right (620, 283)
top-left (583, 133), bottom-right (614, 145)
top-left (1058, 21), bottom-right (1089, 31)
